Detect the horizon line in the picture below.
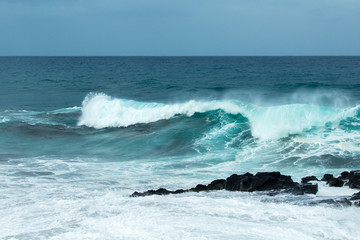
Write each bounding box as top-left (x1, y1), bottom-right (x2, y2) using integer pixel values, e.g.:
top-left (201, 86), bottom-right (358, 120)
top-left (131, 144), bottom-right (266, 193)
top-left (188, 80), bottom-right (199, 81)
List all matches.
top-left (1, 55), bottom-right (360, 57)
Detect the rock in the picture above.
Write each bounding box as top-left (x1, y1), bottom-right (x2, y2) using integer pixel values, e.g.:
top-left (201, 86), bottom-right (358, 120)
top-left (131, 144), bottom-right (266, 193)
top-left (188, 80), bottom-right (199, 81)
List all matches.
top-left (253, 172), bottom-right (296, 191)
top-left (225, 172), bottom-right (296, 192)
top-left (130, 191), bottom-right (142, 197)
top-left (340, 171), bottom-right (350, 180)
top-left (348, 170), bottom-right (360, 189)
top-left (190, 184), bottom-right (208, 192)
top-left (328, 178), bottom-right (344, 187)
top-left (130, 188), bottom-right (173, 197)
top-left (130, 171), bottom-right (357, 198)
top-left (225, 173), bottom-right (253, 191)
top-left (299, 183), bottom-right (318, 194)
top-left (155, 188), bottom-right (172, 195)
top-left (174, 189), bottom-right (187, 194)
top-left (321, 174), bottom-right (334, 182)
top-left (312, 198), bottom-right (352, 206)
top-left (301, 176), bottom-right (319, 183)
top-left (350, 191), bottom-right (360, 201)
top-left (321, 173), bottom-right (344, 187)
top-left (207, 179), bottom-right (226, 190)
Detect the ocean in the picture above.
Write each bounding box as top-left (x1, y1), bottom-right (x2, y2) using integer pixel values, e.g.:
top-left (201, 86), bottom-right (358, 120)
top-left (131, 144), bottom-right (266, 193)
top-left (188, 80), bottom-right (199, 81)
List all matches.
top-left (1, 56), bottom-right (360, 239)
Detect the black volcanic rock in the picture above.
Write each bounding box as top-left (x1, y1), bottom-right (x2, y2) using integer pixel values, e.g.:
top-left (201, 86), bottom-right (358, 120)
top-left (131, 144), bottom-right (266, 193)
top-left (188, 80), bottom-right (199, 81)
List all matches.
top-left (130, 188), bottom-right (173, 197)
top-left (190, 184), bottom-right (208, 192)
top-left (225, 173), bottom-right (254, 191)
top-left (131, 191), bottom-right (142, 197)
top-left (301, 176), bottom-right (319, 183)
top-left (328, 178), bottom-right (344, 187)
top-left (340, 171), bottom-right (350, 180)
top-left (174, 189), bottom-right (187, 194)
top-left (350, 192), bottom-right (360, 201)
top-left (130, 171), bottom-right (325, 197)
top-left (207, 179), bottom-right (226, 190)
top-left (348, 170), bottom-right (360, 189)
top-left (310, 198), bottom-right (352, 207)
top-left (321, 174), bottom-right (334, 182)
top-left (299, 183), bottom-right (318, 194)
top-left (254, 172), bottom-right (296, 191)
top-left (321, 173), bottom-right (345, 187)
top-left (129, 169), bottom-right (360, 208)
top-left (225, 172), bottom-right (296, 192)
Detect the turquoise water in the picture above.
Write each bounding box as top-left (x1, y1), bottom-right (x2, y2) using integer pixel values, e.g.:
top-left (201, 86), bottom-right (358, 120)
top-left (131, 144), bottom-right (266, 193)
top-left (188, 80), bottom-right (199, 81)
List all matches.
top-left (1, 57), bottom-right (360, 239)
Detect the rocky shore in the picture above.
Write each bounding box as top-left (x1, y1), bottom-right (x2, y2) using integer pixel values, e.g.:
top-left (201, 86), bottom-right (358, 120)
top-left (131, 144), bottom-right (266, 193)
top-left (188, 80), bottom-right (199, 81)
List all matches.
top-left (131, 170), bottom-right (360, 206)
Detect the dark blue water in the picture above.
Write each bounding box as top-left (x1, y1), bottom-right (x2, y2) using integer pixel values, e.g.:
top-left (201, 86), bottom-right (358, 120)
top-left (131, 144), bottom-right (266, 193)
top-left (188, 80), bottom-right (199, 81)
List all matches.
top-left (1, 57), bottom-right (360, 239)
top-left (1, 57), bottom-right (360, 110)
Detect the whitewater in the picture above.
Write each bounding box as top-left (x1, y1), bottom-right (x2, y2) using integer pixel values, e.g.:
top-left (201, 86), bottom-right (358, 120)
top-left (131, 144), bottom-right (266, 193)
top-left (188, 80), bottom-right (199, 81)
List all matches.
top-left (1, 56), bottom-right (360, 239)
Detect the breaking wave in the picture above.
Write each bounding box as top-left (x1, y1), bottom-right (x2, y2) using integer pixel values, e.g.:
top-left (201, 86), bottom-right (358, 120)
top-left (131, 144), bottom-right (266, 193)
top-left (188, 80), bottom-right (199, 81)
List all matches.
top-left (78, 93), bottom-right (360, 140)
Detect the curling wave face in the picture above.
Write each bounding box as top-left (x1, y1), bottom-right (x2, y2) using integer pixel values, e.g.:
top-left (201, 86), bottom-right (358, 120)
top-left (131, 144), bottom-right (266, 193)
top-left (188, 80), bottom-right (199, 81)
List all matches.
top-left (77, 93), bottom-right (360, 140)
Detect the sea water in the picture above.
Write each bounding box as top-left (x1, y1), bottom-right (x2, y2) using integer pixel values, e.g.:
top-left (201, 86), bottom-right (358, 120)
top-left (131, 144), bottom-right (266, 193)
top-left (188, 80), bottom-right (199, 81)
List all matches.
top-left (1, 57), bottom-right (360, 239)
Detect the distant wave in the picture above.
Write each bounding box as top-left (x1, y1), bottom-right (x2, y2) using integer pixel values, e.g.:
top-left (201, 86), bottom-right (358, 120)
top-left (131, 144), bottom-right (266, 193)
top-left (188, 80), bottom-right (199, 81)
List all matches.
top-left (78, 93), bottom-right (360, 140)
top-left (0, 107), bottom-right (81, 126)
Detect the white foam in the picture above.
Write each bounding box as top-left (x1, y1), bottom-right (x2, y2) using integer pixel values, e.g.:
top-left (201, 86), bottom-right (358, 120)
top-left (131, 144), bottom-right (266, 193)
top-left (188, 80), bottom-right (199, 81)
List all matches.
top-left (77, 93), bottom-right (243, 129)
top-left (1, 156), bottom-right (359, 240)
top-left (0, 117), bottom-right (9, 123)
top-left (248, 104), bottom-right (357, 140)
top-left (48, 106), bottom-right (81, 114)
top-left (339, 142), bottom-right (360, 152)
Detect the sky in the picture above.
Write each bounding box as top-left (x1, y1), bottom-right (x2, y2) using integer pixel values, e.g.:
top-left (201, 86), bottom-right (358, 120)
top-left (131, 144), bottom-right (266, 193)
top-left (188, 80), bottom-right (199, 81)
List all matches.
top-left (0, 0), bottom-right (359, 56)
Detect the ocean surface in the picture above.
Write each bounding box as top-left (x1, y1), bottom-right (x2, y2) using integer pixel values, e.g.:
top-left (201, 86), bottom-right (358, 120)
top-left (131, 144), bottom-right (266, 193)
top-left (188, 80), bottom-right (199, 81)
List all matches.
top-left (1, 56), bottom-right (360, 239)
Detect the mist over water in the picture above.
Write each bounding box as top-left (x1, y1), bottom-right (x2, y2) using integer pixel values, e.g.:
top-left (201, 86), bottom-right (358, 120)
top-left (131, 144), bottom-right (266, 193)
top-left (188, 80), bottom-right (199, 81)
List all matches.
top-left (1, 57), bottom-right (360, 239)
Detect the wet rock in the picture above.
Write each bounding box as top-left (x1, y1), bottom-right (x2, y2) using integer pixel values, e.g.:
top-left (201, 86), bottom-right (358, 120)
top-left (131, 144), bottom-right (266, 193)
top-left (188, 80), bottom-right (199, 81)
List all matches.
top-left (131, 171), bottom-right (360, 198)
top-left (348, 170), bottom-right (360, 189)
top-left (301, 176), bottom-right (319, 183)
top-left (130, 191), bottom-right (142, 197)
top-left (340, 171), bottom-right (350, 180)
top-left (190, 184), bottom-right (208, 192)
top-left (350, 192), bottom-right (360, 201)
top-left (321, 174), bottom-right (334, 182)
top-left (328, 178), bottom-right (344, 187)
top-left (173, 189), bottom-right (187, 194)
top-left (311, 198), bottom-right (352, 207)
top-left (254, 172), bottom-right (296, 191)
top-left (299, 183), bottom-right (318, 194)
top-left (225, 173), bottom-right (253, 191)
top-left (225, 172), bottom-right (296, 192)
top-left (207, 179), bottom-right (226, 190)
top-left (130, 188), bottom-right (173, 197)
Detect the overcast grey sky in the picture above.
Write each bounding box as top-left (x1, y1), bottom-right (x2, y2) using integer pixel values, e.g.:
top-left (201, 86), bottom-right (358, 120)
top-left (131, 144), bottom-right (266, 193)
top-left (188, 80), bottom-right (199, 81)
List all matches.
top-left (0, 0), bottom-right (359, 56)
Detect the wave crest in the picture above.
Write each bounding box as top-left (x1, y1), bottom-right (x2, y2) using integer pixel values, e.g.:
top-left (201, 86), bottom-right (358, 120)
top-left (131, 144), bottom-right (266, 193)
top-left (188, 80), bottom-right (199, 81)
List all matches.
top-left (250, 104), bottom-right (358, 140)
top-left (77, 93), bottom-right (359, 140)
top-left (77, 93), bottom-right (244, 129)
